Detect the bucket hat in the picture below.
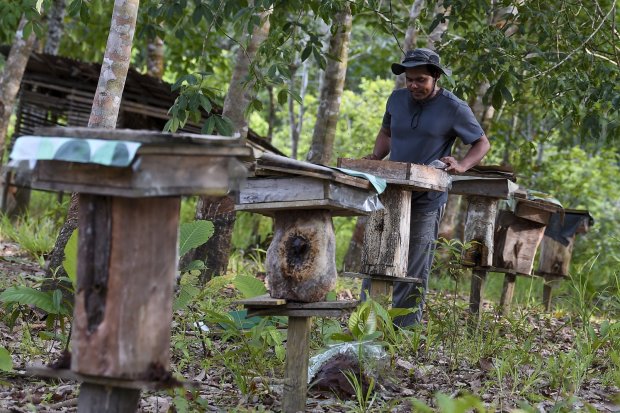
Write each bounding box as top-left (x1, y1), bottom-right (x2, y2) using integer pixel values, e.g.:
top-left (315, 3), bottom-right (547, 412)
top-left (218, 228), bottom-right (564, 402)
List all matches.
top-left (391, 48), bottom-right (452, 76)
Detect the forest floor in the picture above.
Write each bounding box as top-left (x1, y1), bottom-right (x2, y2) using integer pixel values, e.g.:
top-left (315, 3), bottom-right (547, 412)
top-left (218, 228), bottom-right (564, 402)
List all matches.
top-left (1, 240), bottom-right (619, 412)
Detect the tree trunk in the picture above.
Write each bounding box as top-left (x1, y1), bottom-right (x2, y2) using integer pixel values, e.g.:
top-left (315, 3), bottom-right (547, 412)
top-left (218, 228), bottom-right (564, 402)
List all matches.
top-left (44, 0), bottom-right (66, 55)
top-left (0, 18), bottom-right (37, 216)
top-left (146, 36), bottom-right (164, 79)
top-left (427, 3), bottom-right (449, 48)
top-left (395, 0), bottom-right (426, 90)
top-left (0, 17), bottom-right (36, 158)
top-left (305, 3), bottom-right (352, 165)
top-left (188, 8), bottom-right (272, 284)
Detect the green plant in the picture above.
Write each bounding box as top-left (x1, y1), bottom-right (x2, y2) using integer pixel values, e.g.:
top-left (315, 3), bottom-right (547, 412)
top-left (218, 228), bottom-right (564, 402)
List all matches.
top-left (0, 213), bottom-right (58, 263)
top-left (343, 369), bottom-right (376, 412)
top-left (0, 346), bottom-right (12, 372)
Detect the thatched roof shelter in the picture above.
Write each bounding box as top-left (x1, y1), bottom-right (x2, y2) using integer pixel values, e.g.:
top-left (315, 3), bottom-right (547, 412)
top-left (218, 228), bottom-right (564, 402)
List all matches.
top-left (2, 47), bottom-right (281, 155)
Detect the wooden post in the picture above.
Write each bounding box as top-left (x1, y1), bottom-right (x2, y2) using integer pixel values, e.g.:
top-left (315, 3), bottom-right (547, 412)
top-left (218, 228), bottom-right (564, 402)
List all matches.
top-left (462, 196), bottom-right (499, 319)
top-left (462, 196), bottom-right (499, 267)
top-left (361, 187), bottom-right (411, 279)
top-left (469, 269), bottom-right (487, 316)
top-left (542, 275), bottom-right (563, 311)
top-left (72, 194), bottom-right (180, 411)
top-left (283, 316), bottom-right (312, 413)
top-left (73, 195), bottom-right (180, 378)
top-left (499, 273), bottom-right (517, 314)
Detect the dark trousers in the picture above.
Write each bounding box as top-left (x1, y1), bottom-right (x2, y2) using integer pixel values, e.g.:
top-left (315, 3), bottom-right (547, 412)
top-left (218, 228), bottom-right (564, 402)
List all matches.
top-left (362, 204), bottom-right (444, 327)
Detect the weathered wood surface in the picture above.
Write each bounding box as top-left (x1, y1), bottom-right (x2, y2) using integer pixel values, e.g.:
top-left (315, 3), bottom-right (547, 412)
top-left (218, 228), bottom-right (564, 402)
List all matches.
top-left (31, 155), bottom-right (243, 197)
top-left (255, 153), bottom-right (371, 189)
top-left (361, 187), bottom-right (412, 277)
top-left (237, 294), bottom-right (358, 309)
top-left (36, 126), bottom-right (246, 146)
top-left (337, 158), bottom-right (451, 191)
top-left (78, 383), bottom-right (141, 413)
top-left (283, 317), bottom-right (312, 413)
top-left (72, 195), bottom-right (180, 379)
top-left (236, 176), bottom-right (376, 216)
top-left (469, 269), bottom-right (487, 316)
top-left (494, 210), bottom-right (546, 275)
top-left (450, 177), bottom-right (517, 199)
top-left (514, 202), bottom-right (552, 225)
top-left (542, 275), bottom-right (563, 311)
top-left (499, 273), bottom-right (517, 314)
top-left (266, 210), bottom-right (336, 302)
top-left (462, 196), bottom-right (499, 267)
top-left (537, 236), bottom-right (575, 277)
top-left (341, 272), bottom-right (423, 284)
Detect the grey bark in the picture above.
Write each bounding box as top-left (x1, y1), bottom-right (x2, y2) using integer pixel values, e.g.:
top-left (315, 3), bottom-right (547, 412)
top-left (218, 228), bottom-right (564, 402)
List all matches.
top-left (306, 3), bottom-right (352, 165)
top-left (44, 0), bottom-right (67, 55)
top-left (289, 59), bottom-right (309, 159)
top-left (395, 0), bottom-right (426, 90)
top-left (0, 17), bottom-right (36, 156)
top-left (146, 36), bottom-right (164, 79)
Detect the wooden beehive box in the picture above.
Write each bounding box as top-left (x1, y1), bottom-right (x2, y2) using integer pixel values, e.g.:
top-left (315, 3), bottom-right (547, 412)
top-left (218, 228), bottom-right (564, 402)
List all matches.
top-left (537, 210), bottom-right (593, 277)
top-left (493, 198), bottom-right (563, 275)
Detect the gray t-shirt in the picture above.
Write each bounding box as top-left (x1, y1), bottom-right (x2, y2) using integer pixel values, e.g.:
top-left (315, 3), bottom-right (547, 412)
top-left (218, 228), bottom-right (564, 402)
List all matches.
top-left (382, 88), bottom-right (484, 211)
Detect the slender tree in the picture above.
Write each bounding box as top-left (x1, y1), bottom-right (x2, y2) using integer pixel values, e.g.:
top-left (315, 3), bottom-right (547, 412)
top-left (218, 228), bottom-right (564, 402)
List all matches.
top-left (0, 17), bottom-right (36, 158)
top-left (306, 2), bottom-right (352, 165)
top-left (146, 35), bottom-right (164, 78)
top-left (44, 0), bottom-right (67, 55)
top-left (188, 7), bottom-right (272, 285)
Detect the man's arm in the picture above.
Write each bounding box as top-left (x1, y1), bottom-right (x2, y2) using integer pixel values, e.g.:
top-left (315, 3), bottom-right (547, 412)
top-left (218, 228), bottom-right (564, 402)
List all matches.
top-left (364, 127), bottom-right (391, 160)
top-left (441, 134), bottom-right (491, 173)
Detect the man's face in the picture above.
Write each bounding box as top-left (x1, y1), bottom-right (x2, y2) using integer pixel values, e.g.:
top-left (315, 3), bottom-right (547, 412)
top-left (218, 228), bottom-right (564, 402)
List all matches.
top-left (405, 66), bottom-right (436, 101)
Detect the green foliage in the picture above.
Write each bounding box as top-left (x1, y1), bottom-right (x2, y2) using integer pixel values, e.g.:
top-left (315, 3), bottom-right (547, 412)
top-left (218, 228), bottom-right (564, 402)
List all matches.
top-left (0, 347), bottom-right (13, 372)
top-left (62, 229), bottom-right (78, 289)
top-left (0, 286), bottom-right (69, 315)
top-left (232, 275), bottom-right (267, 298)
top-left (0, 213), bottom-right (59, 263)
top-left (178, 220), bottom-right (214, 257)
top-left (343, 369), bottom-right (377, 412)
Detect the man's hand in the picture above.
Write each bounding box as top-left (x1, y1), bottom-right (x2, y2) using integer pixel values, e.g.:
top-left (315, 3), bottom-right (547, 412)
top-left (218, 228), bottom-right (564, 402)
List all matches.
top-left (440, 156), bottom-right (468, 174)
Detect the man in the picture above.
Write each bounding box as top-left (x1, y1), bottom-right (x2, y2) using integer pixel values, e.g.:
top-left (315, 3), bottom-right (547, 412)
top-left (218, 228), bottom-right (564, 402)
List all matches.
top-left (364, 48), bottom-right (490, 327)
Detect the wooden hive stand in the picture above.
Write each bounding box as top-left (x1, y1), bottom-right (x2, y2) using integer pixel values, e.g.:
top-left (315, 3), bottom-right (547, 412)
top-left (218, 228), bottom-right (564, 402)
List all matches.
top-left (336, 158), bottom-right (451, 301)
top-left (535, 209), bottom-right (593, 311)
top-left (12, 127), bottom-right (251, 413)
top-left (235, 153), bottom-right (381, 413)
top-left (449, 169), bottom-right (518, 318)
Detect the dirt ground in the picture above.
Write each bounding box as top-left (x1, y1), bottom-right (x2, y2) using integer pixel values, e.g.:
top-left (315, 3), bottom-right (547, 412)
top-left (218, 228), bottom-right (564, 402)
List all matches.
top-left (1, 240), bottom-right (619, 412)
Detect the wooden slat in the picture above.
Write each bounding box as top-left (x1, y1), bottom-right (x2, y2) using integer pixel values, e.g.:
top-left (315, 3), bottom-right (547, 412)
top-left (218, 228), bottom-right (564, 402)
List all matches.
top-left (235, 294), bottom-right (286, 307)
top-left (337, 158), bottom-right (450, 191)
top-left (35, 126), bottom-right (244, 146)
top-left (340, 272), bottom-right (423, 284)
top-left (31, 155), bottom-right (239, 197)
top-left (450, 178), bottom-right (517, 199)
top-left (236, 177), bottom-right (376, 216)
top-left (254, 164), bottom-right (371, 189)
top-left (514, 202), bottom-right (553, 224)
